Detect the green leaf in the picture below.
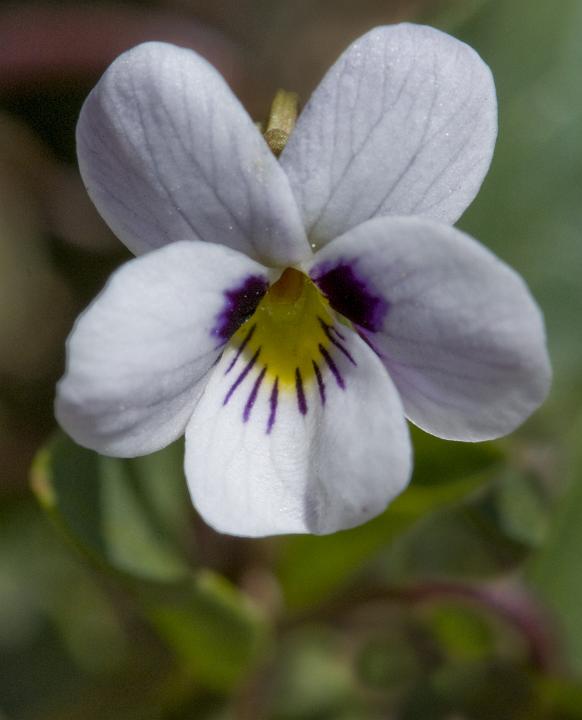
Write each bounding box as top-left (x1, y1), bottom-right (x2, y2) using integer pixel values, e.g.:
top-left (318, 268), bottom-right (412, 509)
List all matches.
top-left (494, 467), bottom-right (550, 548)
top-left (278, 432), bottom-right (500, 609)
top-left (31, 433), bottom-right (190, 582)
top-left (31, 434), bottom-right (269, 691)
top-left (427, 605), bottom-right (494, 663)
top-left (269, 628), bottom-right (355, 720)
top-left (538, 676), bottom-right (582, 717)
top-left (146, 570), bottom-right (268, 691)
top-left (527, 415), bottom-right (582, 674)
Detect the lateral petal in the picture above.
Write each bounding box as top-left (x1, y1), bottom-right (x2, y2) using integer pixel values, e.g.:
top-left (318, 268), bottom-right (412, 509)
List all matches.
top-left (309, 216), bottom-right (551, 441)
top-left (56, 241), bottom-right (270, 456)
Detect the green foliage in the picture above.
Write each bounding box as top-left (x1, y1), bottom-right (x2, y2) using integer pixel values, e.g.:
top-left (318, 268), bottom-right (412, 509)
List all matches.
top-left (528, 415), bottom-right (582, 675)
top-left (147, 571), bottom-right (268, 691)
top-left (494, 466), bottom-right (550, 549)
top-left (428, 604), bottom-right (494, 662)
top-left (31, 433), bottom-right (191, 582)
top-left (30, 433), bottom-right (268, 692)
top-left (269, 628), bottom-right (355, 720)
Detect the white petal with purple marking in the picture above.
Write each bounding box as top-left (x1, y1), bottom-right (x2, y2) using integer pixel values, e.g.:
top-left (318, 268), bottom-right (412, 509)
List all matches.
top-left (184, 326), bottom-right (411, 536)
top-left (280, 24), bottom-right (497, 247)
top-left (309, 217), bottom-right (551, 441)
top-left (56, 241), bottom-right (270, 457)
top-left (77, 42), bottom-right (310, 266)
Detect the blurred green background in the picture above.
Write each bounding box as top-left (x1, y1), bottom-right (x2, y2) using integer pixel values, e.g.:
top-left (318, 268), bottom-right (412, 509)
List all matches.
top-left (1, 0), bottom-right (582, 718)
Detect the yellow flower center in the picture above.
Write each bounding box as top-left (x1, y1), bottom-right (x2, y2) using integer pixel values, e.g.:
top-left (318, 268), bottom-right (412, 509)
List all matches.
top-left (229, 268), bottom-right (339, 388)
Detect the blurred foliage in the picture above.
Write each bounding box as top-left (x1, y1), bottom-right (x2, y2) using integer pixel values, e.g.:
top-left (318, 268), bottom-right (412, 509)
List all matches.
top-left (529, 411), bottom-right (582, 675)
top-left (0, 0), bottom-right (581, 718)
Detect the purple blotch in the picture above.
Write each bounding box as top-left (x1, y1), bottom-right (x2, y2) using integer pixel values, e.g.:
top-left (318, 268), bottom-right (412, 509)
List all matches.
top-left (295, 368), bottom-right (308, 415)
top-left (225, 323), bottom-right (256, 374)
top-left (243, 366), bottom-right (266, 422)
top-left (319, 344), bottom-right (345, 389)
top-left (312, 360), bottom-right (326, 405)
top-left (213, 275), bottom-right (268, 342)
top-left (224, 347), bottom-right (260, 405)
top-left (267, 378), bottom-right (279, 434)
top-left (318, 317), bottom-right (356, 365)
top-left (311, 261), bottom-right (388, 332)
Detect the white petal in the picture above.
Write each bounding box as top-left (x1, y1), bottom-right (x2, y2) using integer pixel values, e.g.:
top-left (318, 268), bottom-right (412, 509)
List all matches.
top-left (56, 241), bottom-right (271, 456)
top-left (77, 41), bottom-right (310, 266)
top-left (185, 328), bottom-right (411, 537)
top-left (309, 217), bottom-right (551, 441)
top-left (281, 24), bottom-right (497, 247)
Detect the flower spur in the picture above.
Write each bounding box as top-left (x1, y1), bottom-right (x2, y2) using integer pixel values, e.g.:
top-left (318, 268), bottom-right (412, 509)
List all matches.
top-left (56, 24), bottom-right (551, 536)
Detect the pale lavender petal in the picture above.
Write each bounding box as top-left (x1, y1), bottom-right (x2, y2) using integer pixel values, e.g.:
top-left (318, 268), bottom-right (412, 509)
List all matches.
top-left (309, 216), bottom-right (551, 441)
top-left (281, 24), bottom-right (497, 247)
top-left (77, 41), bottom-right (310, 265)
top-left (56, 241), bottom-right (269, 457)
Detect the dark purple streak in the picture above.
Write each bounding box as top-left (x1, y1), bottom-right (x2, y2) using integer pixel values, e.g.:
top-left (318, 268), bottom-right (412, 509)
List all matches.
top-left (243, 366), bottom-right (266, 422)
top-left (224, 347), bottom-right (260, 405)
top-left (295, 368), bottom-right (308, 415)
top-left (312, 360), bottom-right (326, 404)
top-left (319, 344), bottom-right (345, 389)
top-left (267, 378), bottom-right (279, 434)
top-left (319, 317), bottom-right (356, 365)
top-left (225, 323), bottom-right (256, 374)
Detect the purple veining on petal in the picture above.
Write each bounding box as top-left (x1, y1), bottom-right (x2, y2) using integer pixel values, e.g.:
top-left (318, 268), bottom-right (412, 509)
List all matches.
top-left (295, 368), bottom-right (307, 415)
top-left (311, 260), bottom-right (388, 332)
top-left (319, 317), bottom-right (356, 365)
top-left (330, 324), bottom-right (346, 341)
top-left (225, 323), bottom-right (256, 374)
top-left (319, 344), bottom-right (345, 389)
top-left (212, 275), bottom-right (268, 342)
top-left (358, 328), bottom-right (387, 360)
top-left (243, 366), bottom-right (266, 422)
top-left (312, 360), bottom-right (326, 405)
top-left (224, 347), bottom-right (260, 405)
top-left (267, 378), bottom-right (279, 434)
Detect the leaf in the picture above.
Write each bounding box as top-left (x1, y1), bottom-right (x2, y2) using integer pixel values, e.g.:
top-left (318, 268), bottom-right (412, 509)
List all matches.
top-left (427, 605), bottom-right (494, 663)
top-left (494, 467), bottom-right (550, 548)
top-left (146, 570), bottom-right (268, 691)
top-left (31, 433), bottom-right (190, 582)
top-left (527, 414), bottom-right (582, 674)
top-left (31, 434), bottom-right (269, 690)
top-left (278, 431), bottom-right (501, 609)
top-left (269, 628), bottom-right (355, 720)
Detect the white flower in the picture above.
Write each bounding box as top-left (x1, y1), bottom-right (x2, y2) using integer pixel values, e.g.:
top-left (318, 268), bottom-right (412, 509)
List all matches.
top-left (56, 24), bottom-right (551, 537)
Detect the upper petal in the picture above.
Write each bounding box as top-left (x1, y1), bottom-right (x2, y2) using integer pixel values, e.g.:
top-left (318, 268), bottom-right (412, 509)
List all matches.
top-left (56, 241), bottom-right (270, 457)
top-left (77, 41), bottom-right (310, 266)
top-left (185, 324), bottom-right (411, 537)
top-left (281, 24), bottom-right (497, 247)
top-left (309, 217), bottom-right (551, 441)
